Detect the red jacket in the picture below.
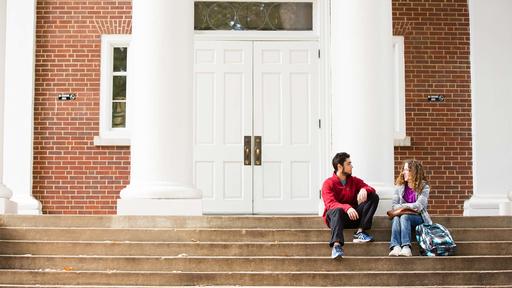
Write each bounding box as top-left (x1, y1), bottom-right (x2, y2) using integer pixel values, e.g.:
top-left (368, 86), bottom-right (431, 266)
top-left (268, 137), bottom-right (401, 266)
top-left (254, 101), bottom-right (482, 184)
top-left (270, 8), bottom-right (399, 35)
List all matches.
top-left (321, 173), bottom-right (376, 225)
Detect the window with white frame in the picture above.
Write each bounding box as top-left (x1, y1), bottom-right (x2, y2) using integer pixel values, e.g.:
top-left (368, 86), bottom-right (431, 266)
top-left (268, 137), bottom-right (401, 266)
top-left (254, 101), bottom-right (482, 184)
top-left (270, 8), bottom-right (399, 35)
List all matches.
top-left (393, 35), bottom-right (409, 146)
top-left (95, 35), bottom-right (131, 145)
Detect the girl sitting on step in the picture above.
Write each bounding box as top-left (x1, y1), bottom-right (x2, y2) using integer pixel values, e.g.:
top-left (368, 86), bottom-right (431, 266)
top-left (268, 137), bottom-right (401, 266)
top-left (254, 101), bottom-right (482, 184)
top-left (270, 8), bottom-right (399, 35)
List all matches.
top-left (388, 160), bottom-right (432, 256)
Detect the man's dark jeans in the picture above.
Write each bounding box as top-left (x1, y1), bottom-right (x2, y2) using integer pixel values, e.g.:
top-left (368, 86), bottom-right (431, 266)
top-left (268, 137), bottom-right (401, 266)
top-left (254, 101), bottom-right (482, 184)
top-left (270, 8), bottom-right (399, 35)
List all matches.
top-left (326, 192), bottom-right (379, 247)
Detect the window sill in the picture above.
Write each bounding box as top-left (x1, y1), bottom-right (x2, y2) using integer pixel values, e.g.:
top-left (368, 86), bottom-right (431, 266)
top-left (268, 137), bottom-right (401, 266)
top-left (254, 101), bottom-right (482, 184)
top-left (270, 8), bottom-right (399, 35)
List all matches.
top-left (93, 136), bottom-right (130, 146)
top-left (394, 136), bottom-right (411, 147)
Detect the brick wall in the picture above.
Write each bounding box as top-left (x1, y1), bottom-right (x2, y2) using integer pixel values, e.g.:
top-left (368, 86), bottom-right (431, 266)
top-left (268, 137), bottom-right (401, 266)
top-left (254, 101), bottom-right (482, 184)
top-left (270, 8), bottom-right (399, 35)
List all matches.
top-left (392, 0), bottom-right (472, 215)
top-left (32, 0), bottom-right (471, 215)
top-left (33, 0), bottom-right (132, 214)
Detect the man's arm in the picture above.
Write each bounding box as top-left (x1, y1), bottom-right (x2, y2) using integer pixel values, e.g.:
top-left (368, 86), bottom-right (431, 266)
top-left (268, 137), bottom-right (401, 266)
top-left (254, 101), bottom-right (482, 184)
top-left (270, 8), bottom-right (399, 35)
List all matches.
top-left (356, 177), bottom-right (376, 194)
top-left (355, 177), bottom-right (376, 204)
top-left (322, 180), bottom-right (351, 212)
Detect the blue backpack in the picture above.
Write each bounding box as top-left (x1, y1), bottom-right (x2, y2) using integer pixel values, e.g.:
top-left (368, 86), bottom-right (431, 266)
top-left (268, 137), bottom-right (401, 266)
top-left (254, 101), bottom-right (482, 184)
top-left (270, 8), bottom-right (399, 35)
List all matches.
top-left (415, 223), bottom-right (456, 256)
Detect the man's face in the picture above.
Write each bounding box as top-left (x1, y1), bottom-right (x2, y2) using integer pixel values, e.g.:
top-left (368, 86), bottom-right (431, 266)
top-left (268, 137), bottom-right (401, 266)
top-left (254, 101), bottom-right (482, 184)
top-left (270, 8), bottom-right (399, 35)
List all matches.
top-left (341, 158), bottom-right (352, 176)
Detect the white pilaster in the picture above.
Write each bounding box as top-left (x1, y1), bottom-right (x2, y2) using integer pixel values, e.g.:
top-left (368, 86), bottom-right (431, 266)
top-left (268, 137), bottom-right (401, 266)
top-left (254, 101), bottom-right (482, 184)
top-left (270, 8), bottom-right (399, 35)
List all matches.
top-left (3, 0), bottom-right (40, 214)
top-left (330, 0), bottom-right (395, 215)
top-left (465, 0), bottom-right (512, 216)
top-left (117, 0), bottom-right (202, 215)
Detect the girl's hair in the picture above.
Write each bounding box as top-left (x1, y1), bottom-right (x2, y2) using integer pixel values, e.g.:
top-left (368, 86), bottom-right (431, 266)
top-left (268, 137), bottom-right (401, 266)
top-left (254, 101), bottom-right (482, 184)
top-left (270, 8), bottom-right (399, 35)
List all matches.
top-left (395, 159), bottom-right (428, 193)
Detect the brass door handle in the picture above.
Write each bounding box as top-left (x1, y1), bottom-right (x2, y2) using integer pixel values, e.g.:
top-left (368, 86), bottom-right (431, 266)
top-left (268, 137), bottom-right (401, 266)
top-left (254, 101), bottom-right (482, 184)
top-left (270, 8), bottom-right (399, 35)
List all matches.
top-left (254, 136), bottom-right (262, 166)
top-left (244, 136), bottom-right (251, 165)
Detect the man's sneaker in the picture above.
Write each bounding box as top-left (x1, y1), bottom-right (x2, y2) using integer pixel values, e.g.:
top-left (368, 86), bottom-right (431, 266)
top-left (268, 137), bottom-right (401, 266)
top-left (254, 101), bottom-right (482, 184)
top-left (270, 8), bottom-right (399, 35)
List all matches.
top-left (331, 244), bottom-right (344, 259)
top-left (353, 231), bottom-right (374, 243)
top-left (399, 245), bottom-right (412, 256)
top-left (388, 245), bottom-right (401, 256)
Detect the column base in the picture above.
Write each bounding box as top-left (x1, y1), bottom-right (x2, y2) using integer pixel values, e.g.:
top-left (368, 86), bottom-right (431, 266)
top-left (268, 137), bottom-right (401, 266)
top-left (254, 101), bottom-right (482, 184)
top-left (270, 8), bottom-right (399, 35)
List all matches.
top-left (118, 182), bottom-right (203, 215)
top-left (0, 183), bottom-right (13, 198)
top-left (11, 196), bottom-right (42, 215)
top-left (0, 198), bottom-right (17, 214)
top-left (373, 184), bottom-right (395, 216)
top-left (463, 195), bottom-right (509, 216)
top-left (117, 198), bottom-right (203, 215)
top-left (120, 182), bottom-right (202, 199)
top-left (499, 202), bottom-right (512, 216)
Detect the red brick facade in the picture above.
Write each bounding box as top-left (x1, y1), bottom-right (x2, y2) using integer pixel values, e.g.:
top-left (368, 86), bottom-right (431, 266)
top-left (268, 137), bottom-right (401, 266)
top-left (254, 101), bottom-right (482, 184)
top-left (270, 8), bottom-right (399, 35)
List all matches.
top-left (392, 0), bottom-right (472, 215)
top-left (33, 1), bottom-right (132, 214)
top-left (32, 0), bottom-right (471, 215)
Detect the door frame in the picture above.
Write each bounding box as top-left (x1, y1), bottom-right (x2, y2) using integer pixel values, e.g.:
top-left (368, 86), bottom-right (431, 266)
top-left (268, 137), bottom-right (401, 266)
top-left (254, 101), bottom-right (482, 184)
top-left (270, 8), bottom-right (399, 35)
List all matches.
top-left (193, 0), bottom-right (332, 214)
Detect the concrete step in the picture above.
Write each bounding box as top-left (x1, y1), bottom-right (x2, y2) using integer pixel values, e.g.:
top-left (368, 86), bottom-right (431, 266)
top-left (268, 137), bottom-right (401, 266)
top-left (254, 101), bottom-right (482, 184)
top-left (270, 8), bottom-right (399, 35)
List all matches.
top-left (0, 270), bottom-right (510, 286)
top-left (0, 227), bottom-right (509, 242)
top-left (1, 255), bottom-right (511, 272)
top-left (0, 287), bottom-right (511, 288)
top-left (1, 215), bottom-right (511, 229)
top-left (1, 286), bottom-right (511, 288)
top-left (1, 240), bottom-right (510, 256)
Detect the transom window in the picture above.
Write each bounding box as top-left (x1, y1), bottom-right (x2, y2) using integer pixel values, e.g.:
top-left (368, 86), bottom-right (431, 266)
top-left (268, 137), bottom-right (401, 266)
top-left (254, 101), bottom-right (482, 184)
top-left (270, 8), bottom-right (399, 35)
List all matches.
top-left (194, 2), bottom-right (313, 31)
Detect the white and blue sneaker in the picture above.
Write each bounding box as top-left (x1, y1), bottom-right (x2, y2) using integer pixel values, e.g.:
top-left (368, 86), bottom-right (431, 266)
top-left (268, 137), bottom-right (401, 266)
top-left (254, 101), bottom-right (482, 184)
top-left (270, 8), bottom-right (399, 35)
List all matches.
top-left (331, 244), bottom-right (344, 259)
top-left (353, 231), bottom-right (374, 243)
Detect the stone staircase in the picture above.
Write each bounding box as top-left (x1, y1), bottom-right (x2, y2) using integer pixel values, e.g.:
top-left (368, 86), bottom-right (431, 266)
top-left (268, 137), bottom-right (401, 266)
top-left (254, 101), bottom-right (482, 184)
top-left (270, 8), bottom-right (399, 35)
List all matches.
top-left (0, 215), bottom-right (510, 287)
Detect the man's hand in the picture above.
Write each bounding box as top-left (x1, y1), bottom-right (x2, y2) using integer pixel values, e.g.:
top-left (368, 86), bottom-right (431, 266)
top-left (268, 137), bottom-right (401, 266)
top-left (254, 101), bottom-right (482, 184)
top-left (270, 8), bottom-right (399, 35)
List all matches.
top-left (347, 207), bottom-right (359, 220)
top-left (357, 188), bottom-right (368, 205)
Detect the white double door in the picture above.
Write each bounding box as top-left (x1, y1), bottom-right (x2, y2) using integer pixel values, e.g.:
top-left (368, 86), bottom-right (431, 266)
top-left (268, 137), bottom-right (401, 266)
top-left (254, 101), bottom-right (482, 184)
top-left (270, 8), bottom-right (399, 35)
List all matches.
top-left (194, 40), bottom-right (320, 214)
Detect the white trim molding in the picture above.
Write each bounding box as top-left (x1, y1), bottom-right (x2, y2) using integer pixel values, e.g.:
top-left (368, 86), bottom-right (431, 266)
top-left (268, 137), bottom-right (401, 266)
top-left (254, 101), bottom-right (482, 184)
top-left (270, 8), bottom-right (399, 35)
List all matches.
top-left (96, 34), bottom-right (131, 146)
top-left (392, 36), bottom-right (407, 143)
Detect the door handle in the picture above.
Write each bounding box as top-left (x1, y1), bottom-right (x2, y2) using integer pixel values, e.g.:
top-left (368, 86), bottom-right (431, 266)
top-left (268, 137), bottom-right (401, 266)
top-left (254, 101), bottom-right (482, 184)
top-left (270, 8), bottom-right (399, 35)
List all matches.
top-left (244, 136), bottom-right (251, 165)
top-left (254, 136), bottom-right (262, 166)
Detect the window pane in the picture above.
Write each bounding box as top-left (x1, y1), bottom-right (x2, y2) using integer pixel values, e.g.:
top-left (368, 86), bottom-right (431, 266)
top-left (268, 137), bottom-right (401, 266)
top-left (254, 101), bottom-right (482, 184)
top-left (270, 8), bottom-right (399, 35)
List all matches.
top-left (194, 2), bottom-right (313, 31)
top-left (112, 76), bottom-right (126, 100)
top-left (112, 102), bottom-right (126, 128)
top-left (113, 47), bottom-right (127, 72)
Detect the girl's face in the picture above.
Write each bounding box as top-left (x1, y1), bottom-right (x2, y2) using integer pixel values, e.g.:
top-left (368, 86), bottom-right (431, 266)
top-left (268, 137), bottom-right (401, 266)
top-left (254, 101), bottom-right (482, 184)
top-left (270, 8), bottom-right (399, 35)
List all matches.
top-left (403, 163), bottom-right (410, 182)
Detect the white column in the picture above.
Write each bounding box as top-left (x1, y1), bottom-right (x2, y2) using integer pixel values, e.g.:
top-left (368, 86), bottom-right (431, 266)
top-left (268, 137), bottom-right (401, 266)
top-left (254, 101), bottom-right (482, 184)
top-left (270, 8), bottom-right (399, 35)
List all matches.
top-left (465, 0), bottom-right (512, 216)
top-left (117, 0), bottom-right (202, 215)
top-left (0, 0), bottom-right (16, 214)
top-left (330, 0), bottom-right (395, 215)
top-left (3, 0), bottom-right (40, 214)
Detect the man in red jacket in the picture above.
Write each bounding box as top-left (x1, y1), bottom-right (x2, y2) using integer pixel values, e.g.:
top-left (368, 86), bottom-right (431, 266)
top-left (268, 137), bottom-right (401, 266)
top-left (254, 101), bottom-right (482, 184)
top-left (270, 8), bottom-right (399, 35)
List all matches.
top-left (322, 152), bottom-right (379, 259)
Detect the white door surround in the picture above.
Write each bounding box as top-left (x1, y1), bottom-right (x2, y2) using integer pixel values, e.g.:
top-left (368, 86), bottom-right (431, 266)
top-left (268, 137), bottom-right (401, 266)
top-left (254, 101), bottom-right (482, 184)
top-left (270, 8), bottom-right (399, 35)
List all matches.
top-left (193, 1), bottom-right (328, 215)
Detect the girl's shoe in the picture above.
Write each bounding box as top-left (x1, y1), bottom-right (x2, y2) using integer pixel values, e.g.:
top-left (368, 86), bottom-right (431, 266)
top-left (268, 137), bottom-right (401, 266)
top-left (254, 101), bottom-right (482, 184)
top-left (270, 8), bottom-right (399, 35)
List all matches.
top-left (399, 245), bottom-right (412, 256)
top-left (388, 245), bottom-right (401, 256)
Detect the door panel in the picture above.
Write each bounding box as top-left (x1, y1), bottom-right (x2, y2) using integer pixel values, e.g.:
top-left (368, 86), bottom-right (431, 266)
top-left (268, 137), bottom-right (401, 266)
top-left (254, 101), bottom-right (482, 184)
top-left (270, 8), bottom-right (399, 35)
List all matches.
top-left (194, 41), bottom-right (253, 214)
top-left (253, 41), bottom-right (320, 214)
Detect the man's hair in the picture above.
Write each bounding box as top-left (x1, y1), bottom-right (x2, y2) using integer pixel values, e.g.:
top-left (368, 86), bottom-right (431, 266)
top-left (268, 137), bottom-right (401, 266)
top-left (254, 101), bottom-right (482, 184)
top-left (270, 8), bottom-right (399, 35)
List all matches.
top-left (332, 152), bottom-right (350, 173)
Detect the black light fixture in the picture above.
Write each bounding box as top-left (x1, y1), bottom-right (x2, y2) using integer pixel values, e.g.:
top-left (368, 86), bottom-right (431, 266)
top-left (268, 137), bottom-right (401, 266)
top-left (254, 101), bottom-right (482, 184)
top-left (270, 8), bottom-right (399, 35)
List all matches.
top-left (58, 93), bottom-right (76, 101)
top-left (427, 95), bottom-right (444, 102)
